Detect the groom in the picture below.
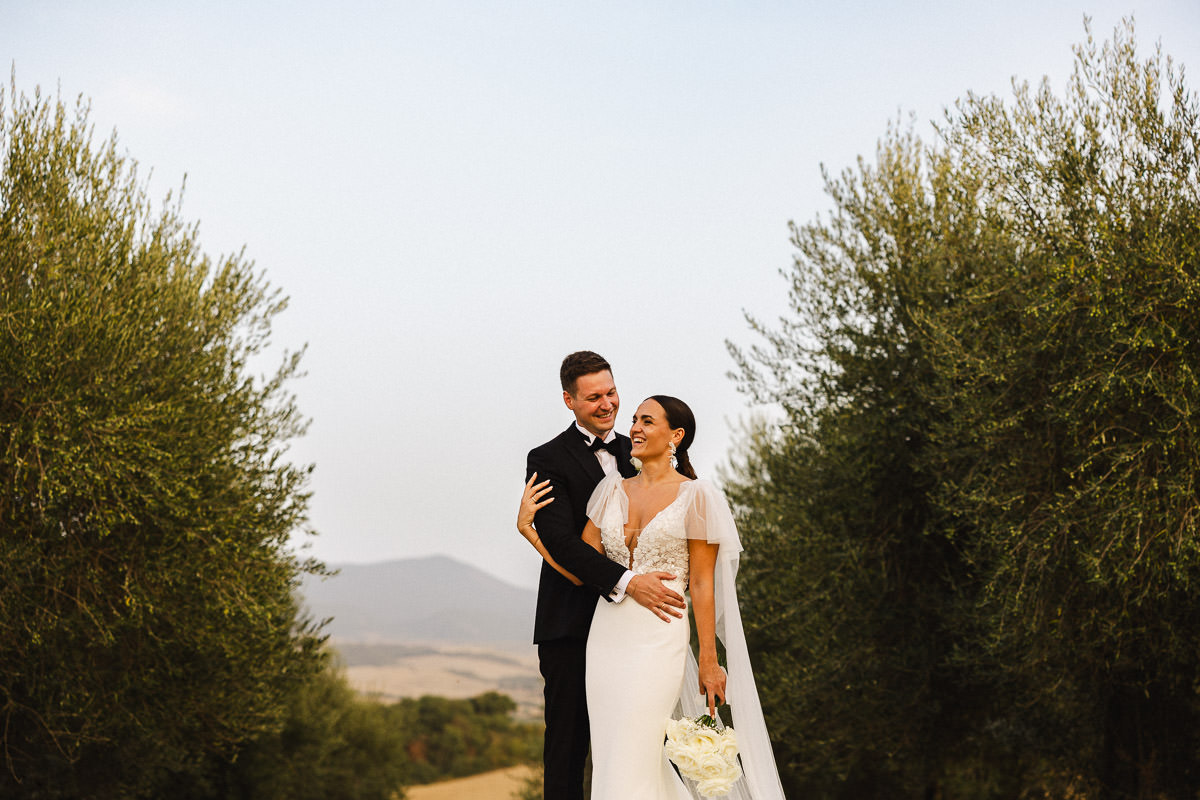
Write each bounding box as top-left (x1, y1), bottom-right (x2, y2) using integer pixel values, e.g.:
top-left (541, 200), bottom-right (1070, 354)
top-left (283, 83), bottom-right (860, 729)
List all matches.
top-left (525, 350), bottom-right (686, 800)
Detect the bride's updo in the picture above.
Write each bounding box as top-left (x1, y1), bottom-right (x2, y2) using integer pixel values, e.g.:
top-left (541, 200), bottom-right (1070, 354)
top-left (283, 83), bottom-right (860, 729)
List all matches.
top-left (649, 395), bottom-right (697, 480)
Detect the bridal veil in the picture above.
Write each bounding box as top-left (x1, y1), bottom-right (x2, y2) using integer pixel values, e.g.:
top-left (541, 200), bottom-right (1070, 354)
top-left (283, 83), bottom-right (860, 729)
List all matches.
top-left (674, 481), bottom-right (788, 800)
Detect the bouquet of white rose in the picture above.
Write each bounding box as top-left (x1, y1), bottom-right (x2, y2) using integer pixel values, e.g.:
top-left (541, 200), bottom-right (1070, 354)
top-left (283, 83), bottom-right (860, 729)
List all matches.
top-left (664, 714), bottom-right (742, 797)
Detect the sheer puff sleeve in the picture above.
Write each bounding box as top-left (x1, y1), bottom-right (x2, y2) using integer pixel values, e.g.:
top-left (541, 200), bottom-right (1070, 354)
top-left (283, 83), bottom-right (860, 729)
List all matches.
top-left (585, 472), bottom-right (627, 530)
top-left (679, 479), bottom-right (745, 552)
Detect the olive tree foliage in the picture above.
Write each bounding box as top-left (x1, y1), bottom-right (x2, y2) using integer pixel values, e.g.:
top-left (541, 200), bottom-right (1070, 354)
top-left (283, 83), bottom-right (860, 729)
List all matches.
top-left (726, 20), bottom-right (1200, 799)
top-left (0, 84), bottom-right (326, 796)
top-left (199, 666), bottom-right (411, 800)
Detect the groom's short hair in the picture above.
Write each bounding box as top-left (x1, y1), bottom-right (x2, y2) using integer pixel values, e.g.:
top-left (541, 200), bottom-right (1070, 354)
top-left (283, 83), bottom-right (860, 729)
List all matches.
top-left (560, 351), bottom-right (612, 395)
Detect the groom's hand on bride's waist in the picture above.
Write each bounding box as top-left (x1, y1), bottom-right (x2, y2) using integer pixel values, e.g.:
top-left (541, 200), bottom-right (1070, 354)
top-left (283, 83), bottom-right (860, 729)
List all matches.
top-left (626, 573), bottom-right (686, 621)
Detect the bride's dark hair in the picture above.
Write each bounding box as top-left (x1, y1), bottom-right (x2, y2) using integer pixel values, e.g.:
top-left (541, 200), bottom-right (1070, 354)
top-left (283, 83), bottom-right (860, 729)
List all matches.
top-left (649, 395), bottom-right (697, 480)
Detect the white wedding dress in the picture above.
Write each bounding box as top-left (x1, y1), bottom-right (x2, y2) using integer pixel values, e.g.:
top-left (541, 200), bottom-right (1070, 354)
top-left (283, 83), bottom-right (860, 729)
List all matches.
top-left (584, 474), bottom-right (787, 800)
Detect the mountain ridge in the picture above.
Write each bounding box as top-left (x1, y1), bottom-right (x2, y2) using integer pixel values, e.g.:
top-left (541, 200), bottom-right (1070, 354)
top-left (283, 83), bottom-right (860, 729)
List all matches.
top-left (298, 554), bottom-right (538, 645)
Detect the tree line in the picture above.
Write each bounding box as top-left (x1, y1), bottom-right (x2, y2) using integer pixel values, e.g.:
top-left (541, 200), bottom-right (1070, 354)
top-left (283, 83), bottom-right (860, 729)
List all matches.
top-left (195, 673), bottom-right (539, 800)
top-left (726, 19), bottom-right (1200, 800)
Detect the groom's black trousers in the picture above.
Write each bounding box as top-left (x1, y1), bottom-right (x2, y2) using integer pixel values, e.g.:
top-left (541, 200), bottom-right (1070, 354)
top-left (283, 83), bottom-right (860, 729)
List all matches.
top-left (539, 638), bottom-right (590, 800)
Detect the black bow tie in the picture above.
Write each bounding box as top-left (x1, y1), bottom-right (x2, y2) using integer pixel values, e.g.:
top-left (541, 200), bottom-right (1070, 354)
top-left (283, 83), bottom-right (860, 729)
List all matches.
top-left (587, 436), bottom-right (621, 457)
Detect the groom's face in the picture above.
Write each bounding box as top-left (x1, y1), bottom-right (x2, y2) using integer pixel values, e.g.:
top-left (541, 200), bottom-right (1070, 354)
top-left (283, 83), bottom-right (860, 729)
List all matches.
top-left (564, 370), bottom-right (620, 438)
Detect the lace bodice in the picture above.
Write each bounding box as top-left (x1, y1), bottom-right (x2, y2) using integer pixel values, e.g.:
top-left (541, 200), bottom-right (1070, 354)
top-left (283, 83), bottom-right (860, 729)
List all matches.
top-left (597, 485), bottom-right (691, 596)
top-left (588, 474), bottom-right (739, 597)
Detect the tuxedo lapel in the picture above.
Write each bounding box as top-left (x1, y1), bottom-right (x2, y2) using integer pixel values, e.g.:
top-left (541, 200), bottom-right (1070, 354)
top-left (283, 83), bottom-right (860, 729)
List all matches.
top-left (563, 425), bottom-right (606, 486)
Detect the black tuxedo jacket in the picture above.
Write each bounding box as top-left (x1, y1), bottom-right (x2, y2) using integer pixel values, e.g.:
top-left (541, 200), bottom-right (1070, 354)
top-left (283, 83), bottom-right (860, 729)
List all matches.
top-left (526, 424), bottom-right (639, 644)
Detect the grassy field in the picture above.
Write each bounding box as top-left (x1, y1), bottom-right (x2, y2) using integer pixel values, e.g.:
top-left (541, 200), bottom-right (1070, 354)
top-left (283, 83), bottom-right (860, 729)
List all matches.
top-left (336, 641), bottom-right (544, 719)
top-left (406, 764), bottom-right (535, 800)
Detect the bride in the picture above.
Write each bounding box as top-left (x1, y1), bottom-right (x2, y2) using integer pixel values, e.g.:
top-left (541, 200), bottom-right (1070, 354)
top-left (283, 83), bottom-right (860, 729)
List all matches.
top-left (518, 395), bottom-right (786, 800)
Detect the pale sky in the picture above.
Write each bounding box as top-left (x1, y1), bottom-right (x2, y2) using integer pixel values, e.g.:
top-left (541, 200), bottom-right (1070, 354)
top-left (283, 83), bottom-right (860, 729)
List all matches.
top-left (5, 1), bottom-right (1198, 589)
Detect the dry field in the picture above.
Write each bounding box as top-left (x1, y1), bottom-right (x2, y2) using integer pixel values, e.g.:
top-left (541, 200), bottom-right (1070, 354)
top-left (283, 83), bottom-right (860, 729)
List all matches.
top-left (406, 764), bottom-right (535, 800)
top-left (336, 641), bottom-right (544, 719)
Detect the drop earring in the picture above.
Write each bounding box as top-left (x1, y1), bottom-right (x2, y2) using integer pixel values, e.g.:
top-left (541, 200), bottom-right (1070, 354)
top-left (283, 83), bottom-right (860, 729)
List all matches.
top-left (668, 441), bottom-right (678, 469)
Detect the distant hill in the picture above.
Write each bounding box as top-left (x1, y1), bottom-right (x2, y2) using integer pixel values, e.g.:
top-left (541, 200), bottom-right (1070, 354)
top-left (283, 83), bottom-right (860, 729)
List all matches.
top-left (298, 555), bottom-right (538, 645)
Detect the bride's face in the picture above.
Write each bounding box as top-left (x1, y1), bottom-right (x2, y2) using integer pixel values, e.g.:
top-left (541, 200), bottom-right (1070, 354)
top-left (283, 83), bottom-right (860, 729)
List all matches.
top-left (629, 399), bottom-right (682, 460)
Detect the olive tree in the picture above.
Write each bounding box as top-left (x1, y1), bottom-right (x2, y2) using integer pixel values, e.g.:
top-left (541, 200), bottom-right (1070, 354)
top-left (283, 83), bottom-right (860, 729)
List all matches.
top-left (0, 84), bottom-right (325, 798)
top-left (727, 19), bottom-right (1200, 798)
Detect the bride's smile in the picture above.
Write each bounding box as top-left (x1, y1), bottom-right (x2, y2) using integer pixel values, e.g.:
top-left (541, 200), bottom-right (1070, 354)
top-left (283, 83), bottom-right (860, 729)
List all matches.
top-left (628, 399), bottom-right (681, 461)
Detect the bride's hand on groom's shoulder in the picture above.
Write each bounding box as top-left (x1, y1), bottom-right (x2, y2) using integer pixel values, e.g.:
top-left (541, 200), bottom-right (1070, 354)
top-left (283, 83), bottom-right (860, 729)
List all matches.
top-left (627, 573), bottom-right (686, 621)
top-left (517, 473), bottom-right (554, 541)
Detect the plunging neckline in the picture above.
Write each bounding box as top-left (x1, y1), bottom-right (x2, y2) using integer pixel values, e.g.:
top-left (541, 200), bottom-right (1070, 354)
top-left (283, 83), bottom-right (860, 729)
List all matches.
top-left (618, 479), bottom-right (688, 564)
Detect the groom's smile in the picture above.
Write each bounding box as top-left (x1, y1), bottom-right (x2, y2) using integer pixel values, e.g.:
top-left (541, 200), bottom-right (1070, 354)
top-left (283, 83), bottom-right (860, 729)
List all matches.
top-left (564, 370), bottom-right (620, 438)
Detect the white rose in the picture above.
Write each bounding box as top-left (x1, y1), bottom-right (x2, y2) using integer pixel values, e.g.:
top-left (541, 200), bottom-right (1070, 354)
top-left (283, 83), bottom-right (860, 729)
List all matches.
top-left (669, 747), bottom-right (703, 776)
top-left (688, 725), bottom-right (723, 753)
top-left (695, 756), bottom-right (742, 797)
top-left (716, 728), bottom-right (738, 760)
top-left (664, 717), bottom-right (694, 741)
